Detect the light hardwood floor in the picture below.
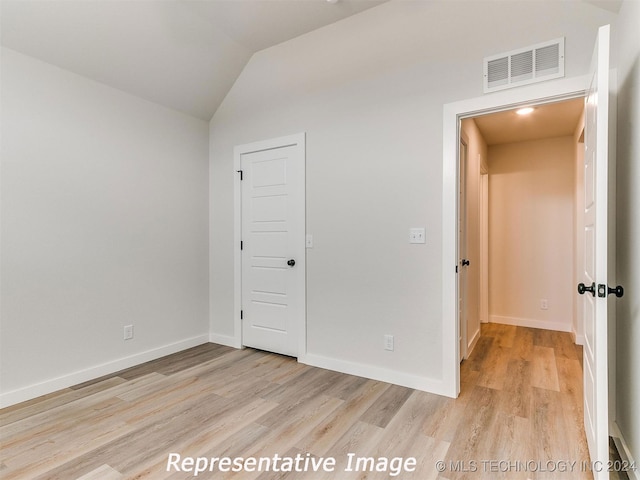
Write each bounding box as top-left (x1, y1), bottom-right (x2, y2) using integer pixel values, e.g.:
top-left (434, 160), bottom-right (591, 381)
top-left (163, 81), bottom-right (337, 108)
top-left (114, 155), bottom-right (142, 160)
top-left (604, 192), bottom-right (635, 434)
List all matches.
top-left (0, 324), bottom-right (607, 479)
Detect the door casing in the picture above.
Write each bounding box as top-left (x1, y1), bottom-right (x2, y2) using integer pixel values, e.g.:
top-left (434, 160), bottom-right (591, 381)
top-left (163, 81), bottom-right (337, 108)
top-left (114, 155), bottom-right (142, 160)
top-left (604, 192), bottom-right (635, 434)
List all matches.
top-left (233, 133), bottom-right (307, 356)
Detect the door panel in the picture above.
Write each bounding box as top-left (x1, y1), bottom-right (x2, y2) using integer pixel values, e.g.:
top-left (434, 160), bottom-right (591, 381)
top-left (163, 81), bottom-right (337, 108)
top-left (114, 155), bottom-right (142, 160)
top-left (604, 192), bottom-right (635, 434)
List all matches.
top-left (252, 195), bottom-right (288, 222)
top-left (252, 231), bottom-right (289, 257)
top-left (240, 139), bottom-right (305, 357)
top-left (581, 24), bottom-right (610, 479)
top-left (251, 157), bottom-right (287, 187)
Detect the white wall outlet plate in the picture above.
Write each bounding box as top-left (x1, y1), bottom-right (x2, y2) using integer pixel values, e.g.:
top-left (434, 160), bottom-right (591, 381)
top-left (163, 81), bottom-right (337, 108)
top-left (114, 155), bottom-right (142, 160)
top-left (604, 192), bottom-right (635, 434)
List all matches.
top-left (409, 228), bottom-right (426, 244)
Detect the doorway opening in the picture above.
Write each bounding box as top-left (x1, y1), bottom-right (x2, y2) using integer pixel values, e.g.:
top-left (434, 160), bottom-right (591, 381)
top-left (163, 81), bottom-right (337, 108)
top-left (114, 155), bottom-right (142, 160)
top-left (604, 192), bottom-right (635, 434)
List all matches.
top-left (458, 97), bottom-right (586, 363)
top-left (441, 76), bottom-right (590, 401)
top-left (454, 96), bottom-right (593, 472)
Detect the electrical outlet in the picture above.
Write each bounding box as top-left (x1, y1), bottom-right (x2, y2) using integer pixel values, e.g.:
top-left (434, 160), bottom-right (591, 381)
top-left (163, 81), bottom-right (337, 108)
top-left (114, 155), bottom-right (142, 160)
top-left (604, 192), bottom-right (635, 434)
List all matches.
top-left (540, 299), bottom-right (548, 310)
top-left (124, 325), bottom-right (134, 340)
top-left (384, 334), bottom-right (394, 351)
top-left (409, 228), bottom-right (426, 244)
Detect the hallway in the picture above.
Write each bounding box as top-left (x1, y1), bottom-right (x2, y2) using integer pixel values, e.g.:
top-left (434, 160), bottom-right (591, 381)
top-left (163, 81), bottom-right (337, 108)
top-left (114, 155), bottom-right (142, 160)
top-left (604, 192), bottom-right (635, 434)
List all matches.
top-left (448, 323), bottom-right (590, 479)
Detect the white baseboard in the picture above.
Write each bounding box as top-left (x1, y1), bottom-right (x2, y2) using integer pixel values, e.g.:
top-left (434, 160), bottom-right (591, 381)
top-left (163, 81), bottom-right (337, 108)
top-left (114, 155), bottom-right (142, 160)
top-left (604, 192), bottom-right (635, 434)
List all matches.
top-left (0, 334), bottom-right (209, 408)
top-left (490, 315), bottom-right (572, 333)
top-left (467, 328), bottom-right (481, 357)
top-left (209, 332), bottom-right (241, 348)
top-left (611, 422), bottom-right (640, 480)
top-left (299, 353), bottom-right (453, 398)
top-left (572, 326), bottom-right (585, 346)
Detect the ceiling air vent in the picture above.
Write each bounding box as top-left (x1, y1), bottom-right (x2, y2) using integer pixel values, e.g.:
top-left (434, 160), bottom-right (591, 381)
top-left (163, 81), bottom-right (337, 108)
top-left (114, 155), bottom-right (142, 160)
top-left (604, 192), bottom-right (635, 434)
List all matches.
top-left (483, 38), bottom-right (564, 93)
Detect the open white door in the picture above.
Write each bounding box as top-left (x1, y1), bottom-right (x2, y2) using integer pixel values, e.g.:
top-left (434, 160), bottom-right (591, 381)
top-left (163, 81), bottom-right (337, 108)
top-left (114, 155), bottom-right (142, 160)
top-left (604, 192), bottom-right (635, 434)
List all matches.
top-left (579, 24), bottom-right (611, 479)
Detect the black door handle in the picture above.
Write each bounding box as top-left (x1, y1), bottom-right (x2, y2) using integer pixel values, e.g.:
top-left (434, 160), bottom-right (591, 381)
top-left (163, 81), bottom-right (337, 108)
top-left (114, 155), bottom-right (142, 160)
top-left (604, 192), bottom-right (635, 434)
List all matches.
top-left (461, 259), bottom-right (470, 266)
top-left (578, 282), bottom-right (595, 296)
top-left (607, 285), bottom-right (624, 298)
top-left (287, 259), bottom-right (296, 267)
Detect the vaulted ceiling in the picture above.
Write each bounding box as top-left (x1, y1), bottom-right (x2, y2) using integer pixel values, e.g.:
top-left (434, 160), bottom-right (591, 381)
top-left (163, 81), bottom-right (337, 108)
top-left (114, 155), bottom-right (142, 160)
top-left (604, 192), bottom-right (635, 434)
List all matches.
top-left (1, 1), bottom-right (621, 122)
top-left (0, 0), bottom-right (386, 120)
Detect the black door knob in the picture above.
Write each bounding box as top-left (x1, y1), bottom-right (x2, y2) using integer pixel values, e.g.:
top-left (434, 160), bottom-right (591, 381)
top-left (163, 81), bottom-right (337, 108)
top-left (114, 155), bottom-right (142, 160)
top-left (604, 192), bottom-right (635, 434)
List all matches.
top-left (461, 259), bottom-right (470, 266)
top-left (287, 259), bottom-right (296, 267)
top-left (608, 285), bottom-right (624, 298)
top-left (578, 282), bottom-right (596, 296)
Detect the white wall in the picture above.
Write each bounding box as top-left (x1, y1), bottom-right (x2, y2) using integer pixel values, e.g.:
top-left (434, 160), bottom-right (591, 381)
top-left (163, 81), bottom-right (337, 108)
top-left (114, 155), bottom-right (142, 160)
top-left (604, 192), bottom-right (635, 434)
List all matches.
top-left (488, 137), bottom-right (575, 332)
top-left (612, 0), bottom-right (640, 468)
top-left (209, 1), bottom-right (617, 393)
top-left (0, 48), bottom-right (210, 406)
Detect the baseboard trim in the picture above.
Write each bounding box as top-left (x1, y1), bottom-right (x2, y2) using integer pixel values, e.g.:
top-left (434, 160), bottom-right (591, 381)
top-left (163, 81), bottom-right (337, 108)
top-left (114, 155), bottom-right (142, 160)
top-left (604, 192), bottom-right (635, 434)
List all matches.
top-left (572, 326), bottom-right (586, 346)
top-left (467, 328), bottom-right (481, 357)
top-left (490, 315), bottom-right (572, 333)
top-left (299, 353), bottom-right (453, 398)
top-left (611, 422), bottom-right (640, 480)
top-left (0, 334), bottom-right (209, 408)
top-left (209, 332), bottom-right (241, 349)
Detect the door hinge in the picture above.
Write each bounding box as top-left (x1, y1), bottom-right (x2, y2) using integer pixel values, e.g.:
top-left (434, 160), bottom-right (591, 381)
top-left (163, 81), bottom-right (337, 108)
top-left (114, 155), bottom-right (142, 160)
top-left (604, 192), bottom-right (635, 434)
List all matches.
top-left (240, 310), bottom-right (243, 320)
top-left (240, 240), bottom-right (243, 250)
top-left (456, 265), bottom-right (459, 273)
top-left (236, 169), bottom-right (243, 181)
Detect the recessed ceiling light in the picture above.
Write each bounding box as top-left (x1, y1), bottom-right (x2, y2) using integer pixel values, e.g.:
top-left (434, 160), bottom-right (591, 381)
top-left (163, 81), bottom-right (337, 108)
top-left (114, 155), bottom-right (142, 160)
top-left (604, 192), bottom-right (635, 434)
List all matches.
top-left (515, 107), bottom-right (535, 115)
top-left (327, 0), bottom-right (339, 3)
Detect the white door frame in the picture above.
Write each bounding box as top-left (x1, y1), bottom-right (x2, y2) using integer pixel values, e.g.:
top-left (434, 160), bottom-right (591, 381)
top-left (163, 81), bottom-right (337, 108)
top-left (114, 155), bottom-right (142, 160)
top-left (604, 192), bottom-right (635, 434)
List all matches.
top-left (233, 133), bottom-right (307, 356)
top-left (442, 76), bottom-right (588, 398)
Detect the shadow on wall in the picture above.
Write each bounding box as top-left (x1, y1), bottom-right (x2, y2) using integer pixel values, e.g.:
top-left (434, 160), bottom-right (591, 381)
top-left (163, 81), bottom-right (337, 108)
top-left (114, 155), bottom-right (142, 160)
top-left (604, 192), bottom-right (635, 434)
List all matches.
top-left (614, 51), bottom-right (640, 460)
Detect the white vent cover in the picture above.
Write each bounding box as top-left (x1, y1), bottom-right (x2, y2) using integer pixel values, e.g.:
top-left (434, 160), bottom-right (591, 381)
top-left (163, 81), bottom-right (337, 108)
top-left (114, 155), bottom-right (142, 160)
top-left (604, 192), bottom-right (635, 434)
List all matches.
top-left (483, 38), bottom-right (565, 93)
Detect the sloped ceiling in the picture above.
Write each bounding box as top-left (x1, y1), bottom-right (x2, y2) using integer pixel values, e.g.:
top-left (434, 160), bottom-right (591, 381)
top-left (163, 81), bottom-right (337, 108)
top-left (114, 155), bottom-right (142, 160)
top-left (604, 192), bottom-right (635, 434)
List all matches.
top-left (0, 0), bottom-right (386, 120)
top-left (582, 0), bottom-right (623, 13)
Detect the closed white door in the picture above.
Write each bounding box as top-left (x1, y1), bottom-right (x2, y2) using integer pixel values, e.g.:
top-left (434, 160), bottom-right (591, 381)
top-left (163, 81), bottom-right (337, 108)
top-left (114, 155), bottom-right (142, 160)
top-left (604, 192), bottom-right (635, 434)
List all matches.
top-left (580, 25), bottom-right (611, 479)
top-left (239, 135), bottom-right (305, 357)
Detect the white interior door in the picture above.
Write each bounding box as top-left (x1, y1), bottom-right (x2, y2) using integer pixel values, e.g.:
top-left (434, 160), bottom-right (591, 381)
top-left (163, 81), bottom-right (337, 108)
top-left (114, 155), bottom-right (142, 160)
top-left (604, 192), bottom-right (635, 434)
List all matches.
top-left (239, 135), bottom-right (305, 357)
top-left (458, 140), bottom-right (469, 362)
top-left (580, 24), bottom-right (610, 479)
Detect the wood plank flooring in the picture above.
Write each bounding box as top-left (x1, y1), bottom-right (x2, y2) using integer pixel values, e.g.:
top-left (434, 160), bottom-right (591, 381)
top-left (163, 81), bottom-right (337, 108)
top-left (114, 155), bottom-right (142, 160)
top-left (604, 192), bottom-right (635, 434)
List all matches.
top-left (0, 324), bottom-right (612, 479)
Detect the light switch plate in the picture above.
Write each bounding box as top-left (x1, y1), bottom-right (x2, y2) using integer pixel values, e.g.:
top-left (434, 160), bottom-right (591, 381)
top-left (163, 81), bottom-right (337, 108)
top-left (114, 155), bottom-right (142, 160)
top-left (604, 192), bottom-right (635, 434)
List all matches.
top-left (409, 228), bottom-right (426, 244)
top-left (124, 325), bottom-right (134, 340)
